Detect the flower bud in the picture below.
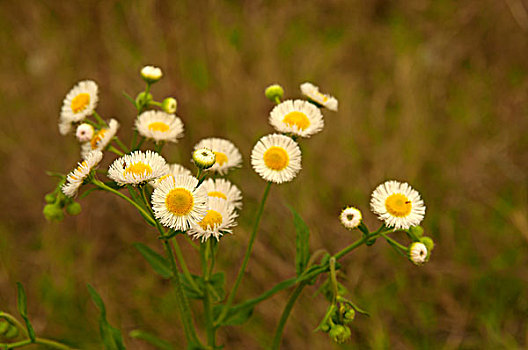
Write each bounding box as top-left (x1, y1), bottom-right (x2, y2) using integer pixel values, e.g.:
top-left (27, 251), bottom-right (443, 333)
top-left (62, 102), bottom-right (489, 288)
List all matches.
top-left (265, 84), bottom-right (284, 102)
top-left (43, 204), bottom-right (64, 222)
top-left (192, 148), bottom-right (216, 170)
top-left (44, 193), bottom-right (56, 204)
top-left (320, 322), bottom-right (331, 333)
top-left (420, 237), bottom-right (434, 255)
top-left (76, 123), bottom-right (94, 142)
top-left (0, 319), bottom-right (9, 334)
top-left (3, 324), bottom-right (18, 339)
top-left (344, 309), bottom-right (355, 323)
top-left (135, 91), bottom-right (153, 108)
top-left (409, 242), bottom-right (428, 265)
top-left (162, 97), bottom-right (177, 114)
top-left (140, 65), bottom-right (163, 83)
top-left (409, 225), bottom-right (424, 238)
top-left (66, 202), bottom-right (82, 216)
top-left (329, 324), bottom-right (351, 344)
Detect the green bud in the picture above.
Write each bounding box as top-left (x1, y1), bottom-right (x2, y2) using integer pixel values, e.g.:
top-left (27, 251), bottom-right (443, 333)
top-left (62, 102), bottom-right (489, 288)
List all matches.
top-left (43, 204), bottom-right (64, 222)
top-left (410, 225), bottom-right (424, 238)
top-left (66, 202), bottom-right (82, 216)
top-left (329, 324), bottom-right (351, 344)
top-left (0, 320), bottom-right (9, 334)
top-left (44, 193), bottom-right (56, 204)
top-left (420, 237), bottom-right (435, 254)
top-left (162, 97), bottom-right (177, 114)
top-left (320, 322), bottom-right (331, 333)
top-left (264, 84), bottom-right (284, 102)
top-left (4, 325), bottom-right (18, 339)
top-left (344, 309), bottom-right (355, 323)
top-left (135, 91), bottom-right (153, 108)
top-left (192, 148), bottom-right (216, 170)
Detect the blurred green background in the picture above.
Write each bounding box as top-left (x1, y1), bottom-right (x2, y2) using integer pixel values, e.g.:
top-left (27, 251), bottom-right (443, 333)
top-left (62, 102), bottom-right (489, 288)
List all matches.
top-left (1, 0), bottom-right (528, 348)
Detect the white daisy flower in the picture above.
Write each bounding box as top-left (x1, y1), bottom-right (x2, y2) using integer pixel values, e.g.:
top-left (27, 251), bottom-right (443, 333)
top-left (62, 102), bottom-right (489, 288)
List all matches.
top-left (80, 119), bottom-right (120, 159)
top-left (58, 120), bottom-right (73, 136)
top-left (61, 151), bottom-right (103, 197)
top-left (340, 207), bottom-right (362, 230)
top-left (269, 99), bottom-right (324, 138)
top-left (370, 180), bottom-right (426, 230)
top-left (141, 65), bottom-right (163, 83)
top-left (152, 175), bottom-right (208, 231)
top-left (251, 134), bottom-right (302, 184)
top-left (409, 242), bottom-right (428, 265)
top-left (60, 80), bottom-right (98, 125)
top-left (188, 198), bottom-right (238, 242)
top-left (150, 163), bottom-right (193, 189)
top-left (300, 82), bottom-right (338, 111)
top-left (193, 138), bottom-right (242, 175)
top-left (76, 123), bottom-right (94, 142)
top-left (108, 150), bottom-right (169, 186)
top-left (203, 178), bottom-right (243, 209)
top-left (136, 110), bottom-right (184, 143)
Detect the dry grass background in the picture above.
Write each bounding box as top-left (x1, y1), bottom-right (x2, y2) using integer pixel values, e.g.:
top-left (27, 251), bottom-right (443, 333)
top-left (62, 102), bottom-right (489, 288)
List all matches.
top-left (1, 0), bottom-right (528, 349)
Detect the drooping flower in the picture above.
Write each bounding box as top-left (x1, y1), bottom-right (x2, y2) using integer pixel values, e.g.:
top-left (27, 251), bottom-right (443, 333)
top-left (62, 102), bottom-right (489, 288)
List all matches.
top-left (409, 242), bottom-right (428, 265)
top-left (300, 82), bottom-right (338, 111)
top-left (61, 151), bottom-right (103, 197)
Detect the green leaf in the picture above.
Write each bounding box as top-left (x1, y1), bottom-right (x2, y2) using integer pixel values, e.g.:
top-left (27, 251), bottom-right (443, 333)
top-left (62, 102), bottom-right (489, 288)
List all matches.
top-left (213, 304), bottom-right (254, 326)
top-left (134, 243), bottom-right (172, 278)
top-left (130, 329), bottom-right (173, 350)
top-left (16, 282), bottom-right (35, 341)
top-left (289, 206), bottom-right (310, 277)
top-left (87, 284), bottom-right (126, 350)
top-left (209, 272), bottom-right (226, 302)
top-left (180, 273), bottom-right (204, 299)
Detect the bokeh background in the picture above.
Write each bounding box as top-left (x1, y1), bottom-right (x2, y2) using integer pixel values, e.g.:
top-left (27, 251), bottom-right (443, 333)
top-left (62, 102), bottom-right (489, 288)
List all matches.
top-left (1, 0), bottom-right (528, 348)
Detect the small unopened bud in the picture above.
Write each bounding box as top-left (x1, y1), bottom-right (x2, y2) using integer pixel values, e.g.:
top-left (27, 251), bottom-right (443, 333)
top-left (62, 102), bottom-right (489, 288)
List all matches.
top-left (420, 237), bottom-right (434, 255)
top-left (320, 322), bottom-right (331, 333)
top-left (43, 204), bottom-right (64, 222)
top-left (44, 193), bottom-right (56, 204)
top-left (76, 123), bottom-right (94, 142)
top-left (329, 324), bottom-right (351, 344)
top-left (192, 148), bottom-right (216, 170)
top-left (0, 320), bottom-right (9, 334)
top-left (135, 91), bottom-right (153, 107)
top-left (140, 65), bottom-right (163, 83)
top-left (265, 84), bottom-right (284, 102)
top-left (409, 225), bottom-right (424, 238)
top-left (3, 324), bottom-right (18, 339)
top-left (162, 97), bottom-right (177, 114)
top-left (344, 309), bottom-right (355, 323)
top-left (409, 242), bottom-right (428, 265)
top-left (66, 202), bottom-right (82, 216)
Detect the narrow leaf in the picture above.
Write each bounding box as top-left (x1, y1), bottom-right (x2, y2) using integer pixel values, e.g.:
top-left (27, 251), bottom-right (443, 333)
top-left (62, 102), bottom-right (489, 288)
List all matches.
top-left (130, 329), bottom-right (173, 350)
top-left (134, 243), bottom-right (173, 278)
top-left (289, 206), bottom-right (310, 276)
top-left (213, 304), bottom-right (254, 326)
top-left (16, 283), bottom-right (36, 341)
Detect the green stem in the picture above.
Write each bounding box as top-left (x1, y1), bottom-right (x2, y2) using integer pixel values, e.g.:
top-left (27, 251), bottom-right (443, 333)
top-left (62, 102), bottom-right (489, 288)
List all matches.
top-left (270, 283), bottom-right (306, 350)
top-left (92, 111), bottom-right (108, 128)
top-left (172, 237), bottom-right (201, 294)
top-left (92, 180), bottom-right (155, 226)
top-left (154, 142), bottom-right (164, 153)
top-left (0, 337), bottom-right (74, 349)
top-left (379, 231), bottom-right (408, 251)
top-left (0, 313), bottom-right (27, 337)
top-left (108, 145), bottom-right (124, 156)
top-left (202, 240), bottom-right (216, 348)
top-left (113, 137), bottom-right (129, 153)
top-left (217, 182), bottom-right (272, 325)
top-left (149, 100), bottom-right (163, 107)
top-left (329, 257), bottom-right (338, 304)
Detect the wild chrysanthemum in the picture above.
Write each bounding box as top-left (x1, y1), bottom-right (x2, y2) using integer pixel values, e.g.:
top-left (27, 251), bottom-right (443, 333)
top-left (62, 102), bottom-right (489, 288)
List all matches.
top-left (269, 99), bottom-right (324, 138)
top-left (300, 82), bottom-right (338, 111)
top-left (136, 110), bottom-right (184, 143)
top-left (60, 80), bottom-right (99, 131)
top-left (81, 119), bottom-right (120, 159)
top-left (340, 207), bottom-right (362, 230)
top-left (370, 180), bottom-right (425, 230)
top-left (61, 151), bottom-right (103, 197)
top-left (150, 163), bottom-right (193, 189)
top-left (251, 134), bottom-right (302, 184)
top-left (203, 178), bottom-right (243, 209)
top-left (193, 138), bottom-right (242, 175)
top-left (108, 150), bottom-right (169, 186)
top-left (188, 198), bottom-right (238, 242)
top-left (151, 175), bottom-right (208, 231)
top-left (409, 242), bottom-right (428, 265)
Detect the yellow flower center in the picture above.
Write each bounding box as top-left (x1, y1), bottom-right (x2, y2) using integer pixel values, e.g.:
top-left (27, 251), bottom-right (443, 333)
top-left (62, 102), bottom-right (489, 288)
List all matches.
top-left (199, 209), bottom-right (223, 230)
top-left (148, 122), bottom-right (170, 132)
top-left (385, 193), bottom-right (412, 217)
top-left (208, 191), bottom-right (227, 200)
top-left (90, 129), bottom-right (106, 149)
top-left (263, 146), bottom-right (289, 171)
top-left (283, 111), bottom-right (310, 130)
top-left (124, 162), bottom-right (153, 177)
top-left (165, 188), bottom-right (194, 216)
top-left (71, 93), bottom-right (91, 113)
top-left (214, 152), bottom-right (228, 166)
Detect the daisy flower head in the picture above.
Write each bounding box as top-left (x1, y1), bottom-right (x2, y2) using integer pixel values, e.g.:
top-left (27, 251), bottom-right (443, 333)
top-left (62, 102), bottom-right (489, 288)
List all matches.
top-left (136, 110), bottom-right (184, 143)
top-left (300, 82), bottom-right (338, 111)
top-left (340, 207), bottom-right (362, 230)
top-left (81, 119), bottom-right (120, 159)
top-left (269, 99), bottom-right (324, 138)
top-left (61, 151), bottom-right (103, 197)
top-left (203, 178), bottom-right (243, 209)
top-left (76, 123), bottom-right (94, 142)
top-left (409, 242), bottom-right (428, 265)
top-left (192, 148), bottom-right (216, 170)
top-left (141, 65), bottom-right (163, 83)
top-left (193, 138), bottom-right (242, 175)
top-left (108, 150), bottom-right (169, 186)
top-left (152, 175), bottom-right (208, 231)
top-left (251, 133), bottom-right (302, 184)
top-left (150, 163), bottom-right (193, 189)
top-left (188, 198), bottom-right (238, 242)
top-left (370, 180), bottom-right (426, 230)
top-left (60, 80), bottom-right (99, 125)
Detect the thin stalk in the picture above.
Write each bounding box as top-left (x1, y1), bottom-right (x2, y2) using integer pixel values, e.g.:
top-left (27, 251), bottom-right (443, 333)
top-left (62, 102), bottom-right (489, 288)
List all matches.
top-left (202, 240), bottom-right (216, 348)
top-left (92, 111), bottom-right (108, 127)
top-left (0, 337), bottom-right (74, 349)
top-left (217, 182), bottom-right (272, 325)
top-left (0, 313), bottom-right (27, 337)
top-left (113, 136), bottom-right (129, 153)
top-left (379, 231), bottom-right (408, 251)
top-left (172, 237), bottom-right (201, 294)
top-left (329, 257), bottom-right (338, 304)
top-left (270, 283), bottom-right (306, 350)
top-left (107, 145), bottom-right (124, 156)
